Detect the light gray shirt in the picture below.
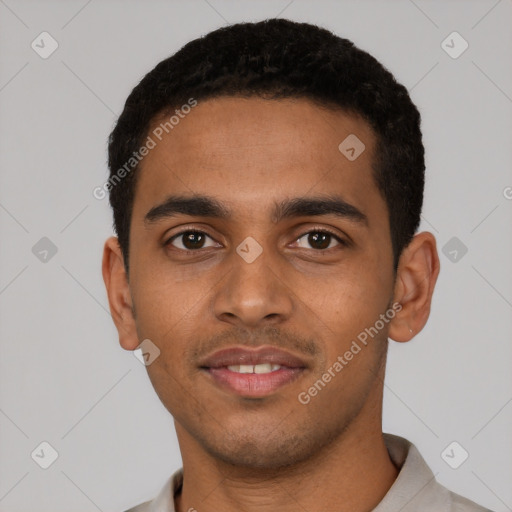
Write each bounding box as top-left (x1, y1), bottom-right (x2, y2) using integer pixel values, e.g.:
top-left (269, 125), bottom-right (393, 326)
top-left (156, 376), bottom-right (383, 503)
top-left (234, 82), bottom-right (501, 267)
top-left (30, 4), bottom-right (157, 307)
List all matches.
top-left (124, 433), bottom-right (493, 512)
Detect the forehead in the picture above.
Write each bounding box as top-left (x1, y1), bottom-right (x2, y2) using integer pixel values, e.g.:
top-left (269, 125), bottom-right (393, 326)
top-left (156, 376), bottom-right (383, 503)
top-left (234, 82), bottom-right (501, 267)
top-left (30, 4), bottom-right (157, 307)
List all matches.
top-left (132, 96), bottom-right (384, 222)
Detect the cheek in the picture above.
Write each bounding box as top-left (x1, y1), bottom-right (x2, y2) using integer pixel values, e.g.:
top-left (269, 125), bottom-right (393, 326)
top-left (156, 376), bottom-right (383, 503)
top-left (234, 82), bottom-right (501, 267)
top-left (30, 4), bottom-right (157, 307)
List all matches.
top-left (137, 279), bottom-right (201, 402)
top-left (129, 269), bottom-right (197, 352)
top-left (305, 263), bottom-right (392, 355)
top-left (129, 267), bottom-right (216, 386)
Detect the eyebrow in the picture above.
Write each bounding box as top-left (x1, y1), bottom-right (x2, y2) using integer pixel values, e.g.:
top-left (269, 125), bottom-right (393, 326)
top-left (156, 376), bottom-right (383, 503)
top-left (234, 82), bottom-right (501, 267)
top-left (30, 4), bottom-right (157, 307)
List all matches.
top-left (144, 194), bottom-right (368, 227)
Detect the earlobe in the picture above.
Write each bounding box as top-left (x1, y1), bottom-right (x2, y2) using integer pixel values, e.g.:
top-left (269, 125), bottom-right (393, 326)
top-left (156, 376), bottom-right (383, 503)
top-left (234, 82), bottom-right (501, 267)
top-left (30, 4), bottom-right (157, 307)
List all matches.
top-left (101, 236), bottom-right (140, 350)
top-left (388, 232), bottom-right (440, 343)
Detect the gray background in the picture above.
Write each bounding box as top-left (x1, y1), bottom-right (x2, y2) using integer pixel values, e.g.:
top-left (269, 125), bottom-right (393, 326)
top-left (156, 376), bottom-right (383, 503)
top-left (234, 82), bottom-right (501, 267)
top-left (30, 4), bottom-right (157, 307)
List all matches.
top-left (0, 0), bottom-right (511, 510)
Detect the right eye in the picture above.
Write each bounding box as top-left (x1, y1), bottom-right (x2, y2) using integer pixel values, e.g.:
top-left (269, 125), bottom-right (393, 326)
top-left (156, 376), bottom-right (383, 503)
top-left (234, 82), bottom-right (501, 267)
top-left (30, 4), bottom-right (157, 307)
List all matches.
top-left (165, 230), bottom-right (219, 251)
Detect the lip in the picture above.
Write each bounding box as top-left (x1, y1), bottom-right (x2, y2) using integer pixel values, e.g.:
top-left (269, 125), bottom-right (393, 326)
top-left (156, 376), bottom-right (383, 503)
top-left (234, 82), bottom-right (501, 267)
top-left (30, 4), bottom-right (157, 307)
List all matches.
top-left (199, 346), bottom-right (308, 398)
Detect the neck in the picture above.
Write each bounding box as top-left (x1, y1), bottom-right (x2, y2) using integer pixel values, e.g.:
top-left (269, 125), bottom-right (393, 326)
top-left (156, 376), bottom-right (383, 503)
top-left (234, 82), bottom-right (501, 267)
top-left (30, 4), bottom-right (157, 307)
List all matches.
top-left (174, 414), bottom-right (398, 512)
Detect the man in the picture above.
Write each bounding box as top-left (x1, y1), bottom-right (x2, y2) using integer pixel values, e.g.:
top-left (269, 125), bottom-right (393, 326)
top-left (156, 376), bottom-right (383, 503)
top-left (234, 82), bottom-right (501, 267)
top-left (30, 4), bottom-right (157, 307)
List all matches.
top-left (102, 18), bottom-right (493, 512)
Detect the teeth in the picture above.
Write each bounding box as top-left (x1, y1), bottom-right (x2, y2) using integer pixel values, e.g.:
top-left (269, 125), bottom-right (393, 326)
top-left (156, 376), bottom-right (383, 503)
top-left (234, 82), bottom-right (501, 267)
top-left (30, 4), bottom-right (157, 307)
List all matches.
top-left (254, 363), bottom-right (273, 374)
top-left (227, 363), bottom-right (282, 374)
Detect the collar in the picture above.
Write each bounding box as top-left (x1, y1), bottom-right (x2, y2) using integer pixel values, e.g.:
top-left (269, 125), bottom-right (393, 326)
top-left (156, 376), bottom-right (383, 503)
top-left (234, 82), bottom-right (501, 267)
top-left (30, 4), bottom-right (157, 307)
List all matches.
top-left (143, 433), bottom-right (477, 512)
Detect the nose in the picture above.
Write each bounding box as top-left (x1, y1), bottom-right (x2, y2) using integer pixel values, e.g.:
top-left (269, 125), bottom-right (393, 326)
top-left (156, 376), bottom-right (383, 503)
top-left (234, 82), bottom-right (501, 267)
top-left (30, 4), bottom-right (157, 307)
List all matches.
top-left (213, 243), bottom-right (294, 329)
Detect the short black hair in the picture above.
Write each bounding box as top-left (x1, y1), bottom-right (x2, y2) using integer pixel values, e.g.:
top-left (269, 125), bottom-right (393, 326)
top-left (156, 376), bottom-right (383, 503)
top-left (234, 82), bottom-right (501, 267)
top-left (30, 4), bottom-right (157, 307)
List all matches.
top-left (107, 18), bottom-right (424, 274)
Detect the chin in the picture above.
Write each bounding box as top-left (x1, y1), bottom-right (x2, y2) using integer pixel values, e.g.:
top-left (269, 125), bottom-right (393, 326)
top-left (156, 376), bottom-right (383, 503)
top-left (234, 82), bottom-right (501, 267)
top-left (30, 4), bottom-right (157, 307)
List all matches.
top-left (202, 430), bottom-right (318, 470)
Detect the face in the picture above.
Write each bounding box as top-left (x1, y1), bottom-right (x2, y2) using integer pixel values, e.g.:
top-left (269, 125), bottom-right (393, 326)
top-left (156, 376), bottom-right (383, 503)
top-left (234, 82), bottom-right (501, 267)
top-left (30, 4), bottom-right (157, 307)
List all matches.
top-left (121, 97), bottom-right (398, 468)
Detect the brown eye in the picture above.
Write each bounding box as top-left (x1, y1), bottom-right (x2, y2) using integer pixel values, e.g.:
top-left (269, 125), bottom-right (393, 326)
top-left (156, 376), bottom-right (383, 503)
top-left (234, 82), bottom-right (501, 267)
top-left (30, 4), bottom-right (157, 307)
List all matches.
top-left (295, 230), bottom-right (344, 250)
top-left (167, 231), bottom-right (216, 251)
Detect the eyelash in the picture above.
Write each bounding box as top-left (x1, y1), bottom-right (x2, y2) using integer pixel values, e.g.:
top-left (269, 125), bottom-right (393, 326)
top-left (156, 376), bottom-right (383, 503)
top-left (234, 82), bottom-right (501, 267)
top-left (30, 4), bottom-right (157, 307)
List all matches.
top-left (164, 227), bottom-right (347, 252)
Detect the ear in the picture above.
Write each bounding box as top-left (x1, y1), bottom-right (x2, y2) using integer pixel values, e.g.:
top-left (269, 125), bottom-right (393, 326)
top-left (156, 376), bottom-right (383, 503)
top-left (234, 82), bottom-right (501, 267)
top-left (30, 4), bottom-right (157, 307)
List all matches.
top-left (388, 231), bottom-right (440, 342)
top-left (101, 236), bottom-right (140, 350)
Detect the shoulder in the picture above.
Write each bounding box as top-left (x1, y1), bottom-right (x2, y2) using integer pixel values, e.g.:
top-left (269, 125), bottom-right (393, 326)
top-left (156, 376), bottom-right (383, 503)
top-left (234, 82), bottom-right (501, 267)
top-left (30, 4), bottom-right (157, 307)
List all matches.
top-left (380, 434), bottom-right (495, 512)
top-left (449, 490), bottom-right (494, 512)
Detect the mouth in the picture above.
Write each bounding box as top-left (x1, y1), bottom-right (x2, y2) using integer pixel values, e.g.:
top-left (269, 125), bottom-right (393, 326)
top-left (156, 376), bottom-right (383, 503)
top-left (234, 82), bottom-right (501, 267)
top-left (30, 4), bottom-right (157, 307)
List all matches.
top-left (225, 363), bottom-right (283, 373)
top-left (199, 346), bottom-right (308, 398)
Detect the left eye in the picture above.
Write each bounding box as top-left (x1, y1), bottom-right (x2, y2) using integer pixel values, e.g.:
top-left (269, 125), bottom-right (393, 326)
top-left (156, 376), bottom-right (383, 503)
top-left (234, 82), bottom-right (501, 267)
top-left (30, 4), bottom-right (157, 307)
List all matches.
top-left (294, 230), bottom-right (344, 250)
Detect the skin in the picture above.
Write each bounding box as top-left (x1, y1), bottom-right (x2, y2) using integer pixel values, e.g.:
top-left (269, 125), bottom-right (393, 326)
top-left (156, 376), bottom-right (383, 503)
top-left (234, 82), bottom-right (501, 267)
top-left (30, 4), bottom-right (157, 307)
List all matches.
top-left (102, 97), bottom-right (440, 512)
